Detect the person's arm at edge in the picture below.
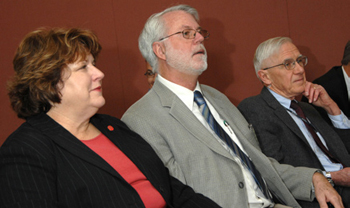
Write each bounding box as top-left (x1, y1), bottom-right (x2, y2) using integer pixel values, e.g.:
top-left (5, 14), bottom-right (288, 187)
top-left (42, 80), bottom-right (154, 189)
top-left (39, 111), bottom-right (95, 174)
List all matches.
top-left (312, 171), bottom-right (344, 208)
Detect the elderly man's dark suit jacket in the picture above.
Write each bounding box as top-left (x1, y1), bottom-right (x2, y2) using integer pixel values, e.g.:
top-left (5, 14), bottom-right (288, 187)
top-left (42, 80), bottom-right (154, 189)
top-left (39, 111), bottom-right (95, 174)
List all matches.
top-left (0, 113), bottom-right (220, 208)
top-left (238, 86), bottom-right (350, 207)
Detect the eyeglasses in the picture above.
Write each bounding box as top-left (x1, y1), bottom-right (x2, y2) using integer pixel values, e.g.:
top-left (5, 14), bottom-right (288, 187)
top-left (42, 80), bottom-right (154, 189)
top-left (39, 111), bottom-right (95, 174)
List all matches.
top-left (158, 28), bottom-right (210, 41)
top-left (263, 55), bottom-right (308, 71)
top-left (144, 69), bottom-right (155, 78)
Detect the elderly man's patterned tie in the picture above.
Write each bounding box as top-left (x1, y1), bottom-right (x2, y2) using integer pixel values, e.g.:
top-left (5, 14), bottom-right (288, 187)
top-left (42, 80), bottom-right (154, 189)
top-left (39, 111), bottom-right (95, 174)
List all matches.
top-left (194, 90), bottom-right (272, 200)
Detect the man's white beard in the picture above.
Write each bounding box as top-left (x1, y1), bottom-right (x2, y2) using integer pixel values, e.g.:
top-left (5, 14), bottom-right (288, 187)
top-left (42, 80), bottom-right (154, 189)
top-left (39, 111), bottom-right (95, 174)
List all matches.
top-left (165, 43), bottom-right (208, 76)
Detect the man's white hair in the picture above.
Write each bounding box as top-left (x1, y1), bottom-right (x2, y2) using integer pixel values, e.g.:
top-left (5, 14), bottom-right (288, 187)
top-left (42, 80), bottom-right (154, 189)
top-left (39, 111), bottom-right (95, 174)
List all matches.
top-left (254, 37), bottom-right (292, 79)
top-left (138, 5), bottom-right (199, 73)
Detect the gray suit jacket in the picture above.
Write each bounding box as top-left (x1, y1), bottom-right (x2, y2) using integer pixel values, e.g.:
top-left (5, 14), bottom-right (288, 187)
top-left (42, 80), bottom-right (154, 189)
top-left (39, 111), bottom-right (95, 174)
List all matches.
top-left (122, 80), bottom-right (317, 208)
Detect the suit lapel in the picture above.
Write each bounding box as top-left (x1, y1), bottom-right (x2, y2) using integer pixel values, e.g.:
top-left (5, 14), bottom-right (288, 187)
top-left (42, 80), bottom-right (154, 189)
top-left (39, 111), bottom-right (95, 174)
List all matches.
top-left (28, 113), bottom-right (123, 179)
top-left (201, 86), bottom-right (265, 159)
top-left (335, 67), bottom-right (350, 115)
top-left (299, 102), bottom-right (350, 165)
top-left (261, 87), bottom-right (312, 147)
top-left (153, 81), bottom-right (234, 160)
top-left (199, 86), bottom-right (293, 203)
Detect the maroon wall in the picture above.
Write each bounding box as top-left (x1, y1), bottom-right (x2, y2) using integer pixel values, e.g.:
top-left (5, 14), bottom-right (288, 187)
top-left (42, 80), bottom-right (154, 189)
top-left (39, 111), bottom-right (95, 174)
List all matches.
top-left (1, 0), bottom-right (349, 145)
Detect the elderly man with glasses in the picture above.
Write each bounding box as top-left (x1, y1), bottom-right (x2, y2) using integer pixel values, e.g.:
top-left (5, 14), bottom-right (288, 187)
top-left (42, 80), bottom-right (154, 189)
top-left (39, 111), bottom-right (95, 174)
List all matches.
top-left (238, 37), bottom-right (350, 207)
top-left (122, 5), bottom-right (345, 208)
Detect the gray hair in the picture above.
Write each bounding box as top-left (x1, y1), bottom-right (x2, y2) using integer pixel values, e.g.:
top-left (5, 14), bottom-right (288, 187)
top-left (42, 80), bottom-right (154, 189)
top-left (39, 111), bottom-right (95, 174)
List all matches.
top-left (254, 37), bottom-right (292, 79)
top-left (138, 5), bottom-right (199, 73)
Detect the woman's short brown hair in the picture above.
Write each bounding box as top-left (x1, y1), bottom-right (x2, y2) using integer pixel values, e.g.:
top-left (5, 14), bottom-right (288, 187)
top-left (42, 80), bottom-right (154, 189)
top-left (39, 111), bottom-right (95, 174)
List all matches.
top-left (8, 27), bottom-right (102, 119)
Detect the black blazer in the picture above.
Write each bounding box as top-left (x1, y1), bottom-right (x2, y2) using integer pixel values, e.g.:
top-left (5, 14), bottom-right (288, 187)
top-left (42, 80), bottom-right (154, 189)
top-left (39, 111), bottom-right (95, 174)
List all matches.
top-left (302, 66), bottom-right (350, 124)
top-left (0, 113), bottom-right (220, 208)
top-left (313, 66), bottom-right (350, 118)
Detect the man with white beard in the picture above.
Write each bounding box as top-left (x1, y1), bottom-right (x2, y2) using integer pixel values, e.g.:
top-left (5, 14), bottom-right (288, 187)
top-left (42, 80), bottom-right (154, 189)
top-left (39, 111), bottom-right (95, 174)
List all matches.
top-left (122, 4), bottom-right (343, 208)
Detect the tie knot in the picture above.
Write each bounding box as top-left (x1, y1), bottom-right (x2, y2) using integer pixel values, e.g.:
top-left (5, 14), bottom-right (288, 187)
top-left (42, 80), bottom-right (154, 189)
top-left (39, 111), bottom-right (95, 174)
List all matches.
top-left (290, 100), bottom-right (305, 118)
top-left (290, 100), bottom-right (299, 111)
top-left (194, 91), bottom-right (205, 106)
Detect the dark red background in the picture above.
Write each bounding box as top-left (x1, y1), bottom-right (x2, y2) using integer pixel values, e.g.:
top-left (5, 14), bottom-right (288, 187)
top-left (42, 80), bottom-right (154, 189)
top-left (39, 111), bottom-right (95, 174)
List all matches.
top-left (1, 0), bottom-right (349, 145)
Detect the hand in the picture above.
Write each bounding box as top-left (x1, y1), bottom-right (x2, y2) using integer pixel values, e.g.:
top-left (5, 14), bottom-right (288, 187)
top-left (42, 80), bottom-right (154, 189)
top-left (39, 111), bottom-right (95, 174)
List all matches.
top-left (302, 81), bottom-right (341, 115)
top-left (313, 171), bottom-right (344, 208)
top-left (331, 167), bottom-right (350, 187)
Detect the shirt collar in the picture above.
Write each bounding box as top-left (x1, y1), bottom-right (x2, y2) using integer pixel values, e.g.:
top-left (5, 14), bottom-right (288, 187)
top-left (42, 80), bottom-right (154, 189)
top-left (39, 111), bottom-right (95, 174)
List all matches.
top-left (267, 86), bottom-right (293, 109)
top-left (157, 74), bottom-right (201, 110)
top-left (342, 65), bottom-right (350, 79)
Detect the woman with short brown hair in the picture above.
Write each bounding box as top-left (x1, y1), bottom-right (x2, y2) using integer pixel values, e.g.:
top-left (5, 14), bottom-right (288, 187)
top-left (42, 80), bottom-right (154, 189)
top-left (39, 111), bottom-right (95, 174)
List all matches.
top-left (0, 27), bottom-right (220, 208)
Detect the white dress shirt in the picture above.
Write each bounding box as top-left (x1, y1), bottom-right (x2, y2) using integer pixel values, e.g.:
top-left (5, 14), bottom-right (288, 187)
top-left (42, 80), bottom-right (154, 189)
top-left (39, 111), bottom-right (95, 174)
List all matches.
top-left (342, 66), bottom-right (350, 102)
top-left (158, 75), bottom-right (273, 208)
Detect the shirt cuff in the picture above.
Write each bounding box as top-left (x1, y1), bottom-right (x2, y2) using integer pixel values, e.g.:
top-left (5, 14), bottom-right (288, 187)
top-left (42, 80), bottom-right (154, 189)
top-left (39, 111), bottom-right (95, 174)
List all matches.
top-left (328, 111), bottom-right (350, 129)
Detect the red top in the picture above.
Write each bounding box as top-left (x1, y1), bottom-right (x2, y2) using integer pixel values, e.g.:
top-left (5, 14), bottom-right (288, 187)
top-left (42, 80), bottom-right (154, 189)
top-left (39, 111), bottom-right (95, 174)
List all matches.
top-left (82, 133), bottom-right (166, 208)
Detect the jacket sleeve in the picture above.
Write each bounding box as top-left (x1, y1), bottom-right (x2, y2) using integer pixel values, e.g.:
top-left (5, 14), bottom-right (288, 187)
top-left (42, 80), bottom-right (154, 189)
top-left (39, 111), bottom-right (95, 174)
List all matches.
top-left (121, 112), bottom-right (188, 184)
top-left (238, 100), bottom-right (286, 163)
top-left (118, 114), bottom-right (221, 207)
top-left (238, 100), bottom-right (317, 202)
top-left (168, 174), bottom-right (221, 208)
top-left (0, 129), bottom-right (58, 208)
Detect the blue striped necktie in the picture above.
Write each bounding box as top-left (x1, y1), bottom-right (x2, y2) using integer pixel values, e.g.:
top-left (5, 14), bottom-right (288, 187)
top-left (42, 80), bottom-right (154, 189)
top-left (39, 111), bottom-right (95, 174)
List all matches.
top-left (193, 90), bottom-right (272, 200)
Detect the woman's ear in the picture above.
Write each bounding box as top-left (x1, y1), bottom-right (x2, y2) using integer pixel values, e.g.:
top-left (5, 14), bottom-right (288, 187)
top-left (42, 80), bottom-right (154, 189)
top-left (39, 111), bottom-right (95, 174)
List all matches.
top-left (152, 42), bottom-right (166, 60)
